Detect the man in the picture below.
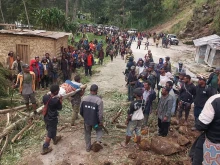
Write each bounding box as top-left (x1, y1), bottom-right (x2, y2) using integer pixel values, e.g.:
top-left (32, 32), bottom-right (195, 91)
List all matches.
top-left (35, 56), bottom-right (43, 88)
top-left (136, 39), bottom-right (141, 49)
top-left (165, 56), bottom-right (171, 73)
top-left (157, 87), bottom-right (173, 137)
top-left (51, 57), bottom-right (59, 84)
top-left (143, 81), bottom-right (156, 128)
top-left (148, 50), bottom-right (154, 62)
top-left (175, 62), bottom-right (186, 74)
top-left (166, 81), bottom-right (177, 116)
top-left (14, 64), bottom-right (36, 113)
top-left (127, 66), bottom-right (138, 101)
top-left (11, 56), bottom-right (24, 74)
top-left (147, 64), bottom-right (157, 89)
top-left (98, 48), bottom-right (104, 65)
top-left (70, 75), bottom-right (86, 126)
top-left (136, 60), bottom-right (145, 75)
top-left (191, 76), bottom-right (216, 130)
top-left (178, 75), bottom-right (196, 125)
top-left (190, 75), bottom-right (220, 165)
top-left (84, 50), bottom-right (94, 76)
top-left (121, 88), bottom-right (145, 148)
top-left (80, 84), bottom-right (103, 152)
top-left (7, 51), bottom-right (15, 69)
top-left (41, 57), bottom-right (50, 90)
top-left (45, 53), bottom-right (53, 84)
top-left (41, 85), bottom-right (62, 155)
top-left (30, 59), bottom-right (40, 90)
top-left (207, 67), bottom-right (220, 93)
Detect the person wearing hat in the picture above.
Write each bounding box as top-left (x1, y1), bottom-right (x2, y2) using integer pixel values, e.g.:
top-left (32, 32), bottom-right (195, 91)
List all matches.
top-left (80, 84), bottom-right (103, 152)
top-left (127, 66), bottom-right (138, 101)
top-left (121, 88), bottom-right (145, 148)
top-left (156, 86), bottom-right (173, 137)
top-left (207, 67), bottom-right (220, 93)
top-left (191, 76), bottom-right (216, 131)
top-left (14, 64), bottom-right (36, 113)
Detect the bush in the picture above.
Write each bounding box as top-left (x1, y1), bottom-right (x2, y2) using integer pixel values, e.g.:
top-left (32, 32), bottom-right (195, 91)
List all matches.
top-left (0, 67), bottom-right (10, 96)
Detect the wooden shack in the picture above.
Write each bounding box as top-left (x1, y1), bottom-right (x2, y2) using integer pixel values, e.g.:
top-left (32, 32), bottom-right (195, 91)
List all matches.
top-left (0, 29), bottom-right (71, 65)
top-left (193, 34), bottom-right (220, 65)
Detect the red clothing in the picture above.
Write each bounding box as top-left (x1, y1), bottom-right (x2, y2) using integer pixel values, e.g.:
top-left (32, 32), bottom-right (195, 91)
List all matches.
top-left (87, 54), bottom-right (93, 66)
top-left (30, 59), bottom-right (40, 81)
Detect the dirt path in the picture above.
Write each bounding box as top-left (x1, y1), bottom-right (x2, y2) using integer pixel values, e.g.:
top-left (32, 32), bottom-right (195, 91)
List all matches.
top-left (19, 38), bottom-right (203, 165)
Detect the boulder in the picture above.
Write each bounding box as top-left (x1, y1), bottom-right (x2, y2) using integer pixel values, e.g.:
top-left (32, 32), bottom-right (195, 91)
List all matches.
top-left (91, 142), bottom-right (103, 152)
top-left (172, 132), bottom-right (190, 146)
top-left (150, 136), bottom-right (182, 155)
top-left (128, 153), bottom-right (137, 159)
top-left (178, 126), bottom-right (189, 135)
top-left (139, 139), bottom-right (151, 151)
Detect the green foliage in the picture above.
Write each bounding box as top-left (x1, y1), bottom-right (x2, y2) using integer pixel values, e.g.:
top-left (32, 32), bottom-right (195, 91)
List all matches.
top-left (0, 66), bottom-right (10, 96)
top-left (212, 9), bottom-right (220, 35)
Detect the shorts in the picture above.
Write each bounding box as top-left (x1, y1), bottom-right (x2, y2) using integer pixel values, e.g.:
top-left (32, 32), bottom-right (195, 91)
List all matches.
top-left (45, 120), bottom-right (58, 139)
top-left (126, 120), bottom-right (143, 136)
top-left (22, 93), bottom-right (36, 104)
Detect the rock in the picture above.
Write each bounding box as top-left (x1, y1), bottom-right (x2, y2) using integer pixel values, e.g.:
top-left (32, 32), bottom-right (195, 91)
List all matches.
top-left (150, 136), bottom-right (182, 155)
top-left (178, 126), bottom-right (189, 135)
top-left (103, 161), bottom-right (112, 165)
top-left (135, 158), bottom-right (144, 165)
top-left (91, 142), bottom-right (103, 152)
top-left (128, 153), bottom-right (137, 159)
top-left (171, 118), bottom-right (178, 125)
top-left (172, 132), bottom-right (190, 146)
top-left (205, 68), bottom-right (214, 72)
top-left (141, 129), bottom-right (148, 135)
top-left (139, 139), bottom-right (151, 151)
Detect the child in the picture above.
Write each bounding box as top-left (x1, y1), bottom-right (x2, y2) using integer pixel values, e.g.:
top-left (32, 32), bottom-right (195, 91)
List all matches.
top-left (41, 85), bottom-right (62, 155)
top-left (121, 88), bottom-right (145, 148)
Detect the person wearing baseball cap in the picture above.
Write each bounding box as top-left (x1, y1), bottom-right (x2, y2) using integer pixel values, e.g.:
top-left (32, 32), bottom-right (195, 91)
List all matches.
top-left (13, 63), bottom-right (37, 114)
top-left (192, 76), bottom-right (216, 131)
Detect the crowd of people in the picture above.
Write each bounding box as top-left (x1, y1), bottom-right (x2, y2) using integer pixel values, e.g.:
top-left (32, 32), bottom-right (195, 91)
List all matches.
top-left (5, 30), bottom-right (220, 164)
top-left (122, 40), bottom-right (220, 164)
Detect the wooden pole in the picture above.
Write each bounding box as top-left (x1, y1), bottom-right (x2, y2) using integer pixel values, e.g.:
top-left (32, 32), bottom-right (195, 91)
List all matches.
top-left (0, 105), bottom-right (26, 114)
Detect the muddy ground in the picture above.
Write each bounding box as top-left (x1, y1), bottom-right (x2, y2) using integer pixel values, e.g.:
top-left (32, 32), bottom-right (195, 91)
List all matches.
top-left (14, 38), bottom-right (210, 165)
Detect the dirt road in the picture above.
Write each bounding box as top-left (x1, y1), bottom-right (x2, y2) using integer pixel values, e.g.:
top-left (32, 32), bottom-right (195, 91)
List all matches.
top-left (20, 39), bottom-right (200, 165)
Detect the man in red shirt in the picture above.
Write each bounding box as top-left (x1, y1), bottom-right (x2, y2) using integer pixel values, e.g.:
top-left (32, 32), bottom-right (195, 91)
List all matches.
top-left (84, 50), bottom-right (94, 76)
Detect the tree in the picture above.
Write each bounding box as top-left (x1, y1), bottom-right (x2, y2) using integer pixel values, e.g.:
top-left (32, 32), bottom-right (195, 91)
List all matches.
top-left (22, 0), bottom-right (30, 29)
top-left (0, 0), bottom-right (5, 23)
top-left (66, 0), bottom-right (69, 18)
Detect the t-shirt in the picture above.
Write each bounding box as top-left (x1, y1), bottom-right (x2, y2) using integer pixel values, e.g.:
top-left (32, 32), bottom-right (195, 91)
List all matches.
top-left (128, 99), bottom-right (145, 115)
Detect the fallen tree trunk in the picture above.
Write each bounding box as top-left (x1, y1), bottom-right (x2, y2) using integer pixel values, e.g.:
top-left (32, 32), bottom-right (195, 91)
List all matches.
top-left (0, 135), bottom-right (8, 158)
top-left (0, 89), bottom-right (81, 139)
top-left (11, 123), bottom-right (33, 143)
top-left (0, 105), bottom-right (26, 114)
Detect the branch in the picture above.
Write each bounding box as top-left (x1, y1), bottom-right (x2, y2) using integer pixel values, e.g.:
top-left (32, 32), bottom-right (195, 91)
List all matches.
top-left (0, 105), bottom-right (26, 114)
top-left (11, 123), bottom-right (34, 143)
top-left (0, 135), bottom-right (8, 158)
top-left (111, 109), bottom-right (122, 123)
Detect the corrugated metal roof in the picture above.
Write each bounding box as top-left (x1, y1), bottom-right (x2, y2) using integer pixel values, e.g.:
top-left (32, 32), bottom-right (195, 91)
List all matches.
top-left (193, 34), bottom-right (220, 47)
top-left (0, 29), bottom-right (71, 39)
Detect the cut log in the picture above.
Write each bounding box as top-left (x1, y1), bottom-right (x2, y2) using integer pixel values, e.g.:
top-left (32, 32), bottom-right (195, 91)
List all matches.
top-left (0, 135), bottom-right (9, 158)
top-left (111, 109), bottom-right (122, 123)
top-left (0, 105), bottom-right (26, 114)
top-left (17, 111), bottom-right (30, 117)
top-left (0, 89), bottom-right (81, 139)
top-left (11, 123), bottom-right (33, 143)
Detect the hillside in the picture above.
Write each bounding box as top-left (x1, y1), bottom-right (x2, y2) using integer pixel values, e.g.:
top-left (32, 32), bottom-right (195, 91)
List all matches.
top-left (150, 0), bottom-right (220, 40)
